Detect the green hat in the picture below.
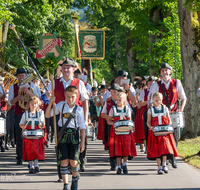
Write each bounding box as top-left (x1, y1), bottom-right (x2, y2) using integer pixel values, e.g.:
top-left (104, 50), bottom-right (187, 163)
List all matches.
top-left (117, 70), bottom-right (128, 77)
top-left (158, 62), bottom-right (172, 73)
top-left (74, 69), bottom-right (81, 74)
top-left (60, 58), bottom-right (77, 67)
top-left (109, 83), bottom-right (121, 91)
top-left (101, 85), bottom-right (106, 89)
top-left (15, 68), bottom-right (26, 76)
top-left (147, 76), bottom-right (155, 82)
top-left (92, 87), bottom-right (98, 91)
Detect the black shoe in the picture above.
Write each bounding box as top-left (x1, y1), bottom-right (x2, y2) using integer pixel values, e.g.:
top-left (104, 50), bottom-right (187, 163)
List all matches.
top-left (157, 169), bottom-right (163, 175)
top-left (63, 184), bottom-right (70, 190)
top-left (11, 142), bottom-right (15, 148)
top-left (1, 146), bottom-right (5, 152)
top-left (71, 177), bottom-right (78, 190)
top-left (35, 166), bottom-right (40, 173)
top-left (122, 165), bottom-right (128, 174)
top-left (170, 156), bottom-right (178, 169)
top-left (29, 168), bottom-right (34, 174)
top-left (46, 141), bottom-right (49, 148)
top-left (80, 163), bottom-right (85, 172)
top-left (17, 160), bottom-right (22, 165)
top-left (5, 144), bottom-right (10, 150)
top-left (116, 167), bottom-right (121, 174)
top-left (163, 166), bottom-right (169, 174)
top-left (110, 166), bottom-right (116, 171)
top-left (57, 178), bottom-right (63, 183)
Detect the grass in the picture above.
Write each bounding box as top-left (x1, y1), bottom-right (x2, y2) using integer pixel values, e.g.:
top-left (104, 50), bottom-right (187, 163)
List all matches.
top-left (177, 136), bottom-right (200, 168)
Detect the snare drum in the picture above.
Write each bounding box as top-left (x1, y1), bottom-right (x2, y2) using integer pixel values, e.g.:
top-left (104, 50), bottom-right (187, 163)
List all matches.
top-left (170, 112), bottom-right (185, 128)
top-left (153, 125), bottom-right (174, 136)
top-left (113, 120), bottom-right (134, 135)
top-left (0, 118), bottom-right (6, 137)
top-left (22, 129), bottom-right (44, 139)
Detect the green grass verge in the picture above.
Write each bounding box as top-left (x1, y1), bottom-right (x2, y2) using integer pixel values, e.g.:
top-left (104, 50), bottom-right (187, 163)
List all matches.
top-left (177, 137), bottom-right (200, 168)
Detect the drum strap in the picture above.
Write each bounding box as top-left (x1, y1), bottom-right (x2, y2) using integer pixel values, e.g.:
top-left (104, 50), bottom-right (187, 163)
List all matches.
top-left (57, 103), bottom-right (77, 144)
top-left (160, 82), bottom-right (171, 111)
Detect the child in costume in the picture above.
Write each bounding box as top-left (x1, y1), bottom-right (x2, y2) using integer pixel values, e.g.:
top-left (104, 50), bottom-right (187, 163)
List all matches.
top-left (107, 92), bottom-right (137, 174)
top-left (45, 86), bottom-right (85, 190)
top-left (101, 83), bottom-right (121, 170)
top-left (147, 92), bottom-right (178, 174)
top-left (20, 96), bottom-right (46, 174)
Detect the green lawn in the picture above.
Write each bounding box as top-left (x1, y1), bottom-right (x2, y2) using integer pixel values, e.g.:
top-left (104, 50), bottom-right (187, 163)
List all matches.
top-left (177, 137), bottom-right (200, 168)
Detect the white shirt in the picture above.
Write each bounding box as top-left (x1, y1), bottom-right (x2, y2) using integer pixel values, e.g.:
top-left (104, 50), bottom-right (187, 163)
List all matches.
top-left (109, 106), bottom-right (132, 118)
top-left (197, 88), bottom-right (200, 97)
top-left (47, 77), bottom-right (89, 102)
top-left (19, 110), bottom-right (45, 125)
top-left (86, 83), bottom-right (92, 94)
top-left (102, 100), bottom-right (132, 114)
top-left (50, 101), bottom-right (86, 129)
top-left (8, 83), bottom-right (41, 105)
top-left (149, 78), bottom-right (187, 103)
top-left (139, 88), bottom-right (150, 101)
top-left (103, 90), bottom-right (110, 102)
top-left (0, 86), bottom-right (3, 94)
top-left (147, 106), bottom-right (169, 114)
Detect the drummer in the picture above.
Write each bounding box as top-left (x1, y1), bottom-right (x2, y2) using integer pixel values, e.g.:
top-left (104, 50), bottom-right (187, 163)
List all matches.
top-left (8, 68), bottom-right (41, 165)
top-left (147, 92), bottom-right (178, 174)
top-left (148, 63), bottom-right (187, 168)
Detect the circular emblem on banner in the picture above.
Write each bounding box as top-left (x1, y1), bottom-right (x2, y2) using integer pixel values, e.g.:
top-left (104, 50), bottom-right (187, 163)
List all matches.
top-left (83, 35), bottom-right (97, 53)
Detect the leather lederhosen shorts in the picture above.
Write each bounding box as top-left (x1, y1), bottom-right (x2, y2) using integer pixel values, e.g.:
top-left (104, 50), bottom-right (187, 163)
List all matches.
top-left (58, 128), bottom-right (79, 161)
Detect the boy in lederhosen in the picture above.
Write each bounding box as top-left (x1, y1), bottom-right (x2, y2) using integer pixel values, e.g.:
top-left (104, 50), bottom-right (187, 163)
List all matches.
top-left (46, 86), bottom-right (85, 190)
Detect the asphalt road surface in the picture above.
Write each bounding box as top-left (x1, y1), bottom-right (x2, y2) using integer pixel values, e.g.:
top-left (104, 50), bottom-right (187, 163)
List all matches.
top-left (0, 138), bottom-right (200, 190)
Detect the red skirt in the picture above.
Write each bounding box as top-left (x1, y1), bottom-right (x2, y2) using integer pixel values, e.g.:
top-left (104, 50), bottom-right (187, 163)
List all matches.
top-left (147, 130), bottom-right (178, 159)
top-left (97, 109), bottom-right (105, 140)
top-left (23, 125), bottom-right (47, 161)
top-left (134, 107), bottom-right (145, 143)
top-left (110, 126), bottom-right (137, 158)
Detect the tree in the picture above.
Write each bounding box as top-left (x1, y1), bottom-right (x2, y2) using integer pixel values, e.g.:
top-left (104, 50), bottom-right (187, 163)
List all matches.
top-left (2, 0), bottom-right (74, 74)
top-left (178, 0), bottom-right (200, 138)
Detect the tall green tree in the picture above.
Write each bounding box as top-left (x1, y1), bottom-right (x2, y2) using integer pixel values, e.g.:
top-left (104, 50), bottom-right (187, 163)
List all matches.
top-left (178, 0), bottom-right (200, 138)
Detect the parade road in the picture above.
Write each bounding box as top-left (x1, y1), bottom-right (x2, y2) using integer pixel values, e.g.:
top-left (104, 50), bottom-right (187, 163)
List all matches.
top-left (0, 138), bottom-right (200, 190)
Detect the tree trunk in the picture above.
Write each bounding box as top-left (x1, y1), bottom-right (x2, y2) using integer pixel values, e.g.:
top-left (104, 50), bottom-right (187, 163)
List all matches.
top-left (109, 60), bottom-right (115, 75)
top-left (178, 0), bottom-right (200, 138)
top-left (126, 29), bottom-right (137, 83)
top-left (115, 42), bottom-right (121, 70)
top-left (0, 21), bottom-right (9, 69)
top-left (149, 7), bottom-right (161, 76)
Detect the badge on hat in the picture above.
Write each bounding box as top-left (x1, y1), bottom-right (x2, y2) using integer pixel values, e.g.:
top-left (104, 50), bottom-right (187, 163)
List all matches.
top-left (158, 62), bottom-right (172, 73)
top-left (60, 58), bottom-right (78, 68)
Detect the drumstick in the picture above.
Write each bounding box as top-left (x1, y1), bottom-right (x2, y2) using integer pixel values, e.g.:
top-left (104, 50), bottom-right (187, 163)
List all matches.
top-left (24, 117), bottom-right (31, 129)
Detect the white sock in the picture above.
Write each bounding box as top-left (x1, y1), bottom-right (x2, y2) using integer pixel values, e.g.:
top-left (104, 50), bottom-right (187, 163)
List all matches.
top-left (163, 162), bottom-right (166, 167)
top-left (123, 162), bottom-right (127, 166)
top-left (158, 166), bottom-right (162, 170)
top-left (34, 159), bottom-right (39, 167)
top-left (118, 165), bottom-right (121, 169)
top-left (29, 161), bottom-right (34, 169)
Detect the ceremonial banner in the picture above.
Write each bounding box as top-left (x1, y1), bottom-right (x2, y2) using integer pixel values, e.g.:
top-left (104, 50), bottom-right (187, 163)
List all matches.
top-left (36, 32), bottom-right (63, 63)
top-left (79, 29), bottom-right (105, 59)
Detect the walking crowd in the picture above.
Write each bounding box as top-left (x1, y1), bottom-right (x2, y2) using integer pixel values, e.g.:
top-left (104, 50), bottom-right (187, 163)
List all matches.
top-left (0, 58), bottom-right (187, 190)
